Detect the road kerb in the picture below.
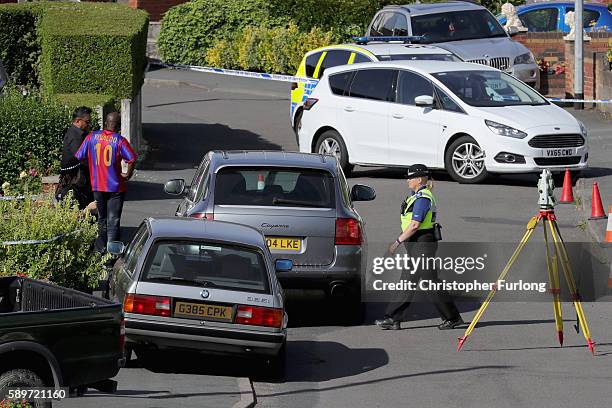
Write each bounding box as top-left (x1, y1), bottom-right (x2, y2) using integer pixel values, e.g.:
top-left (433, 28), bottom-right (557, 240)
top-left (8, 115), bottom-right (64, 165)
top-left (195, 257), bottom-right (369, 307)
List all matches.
top-left (232, 377), bottom-right (256, 408)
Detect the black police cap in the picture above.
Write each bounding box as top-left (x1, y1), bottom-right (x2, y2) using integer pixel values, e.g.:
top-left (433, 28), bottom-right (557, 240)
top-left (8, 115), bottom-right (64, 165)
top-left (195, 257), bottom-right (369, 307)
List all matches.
top-left (406, 164), bottom-right (429, 179)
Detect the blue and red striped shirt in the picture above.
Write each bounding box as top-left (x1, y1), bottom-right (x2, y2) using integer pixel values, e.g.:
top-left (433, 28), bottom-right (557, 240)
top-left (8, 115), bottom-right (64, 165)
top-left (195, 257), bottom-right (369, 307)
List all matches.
top-left (75, 130), bottom-right (136, 192)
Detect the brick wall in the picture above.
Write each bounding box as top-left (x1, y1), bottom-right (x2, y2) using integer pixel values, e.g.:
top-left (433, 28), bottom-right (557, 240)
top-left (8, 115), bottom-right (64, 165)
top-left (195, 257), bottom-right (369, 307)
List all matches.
top-left (565, 33), bottom-right (612, 105)
top-left (514, 32), bottom-right (612, 101)
top-left (514, 32), bottom-right (566, 96)
top-left (128, 0), bottom-right (188, 22)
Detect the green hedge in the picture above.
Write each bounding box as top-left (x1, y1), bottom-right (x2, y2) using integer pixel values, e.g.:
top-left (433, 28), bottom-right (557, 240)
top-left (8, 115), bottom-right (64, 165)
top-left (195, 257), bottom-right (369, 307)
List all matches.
top-left (0, 195), bottom-right (105, 291)
top-left (268, 0), bottom-right (394, 37)
top-left (158, 0), bottom-right (289, 65)
top-left (0, 89), bottom-right (72, 184)
top-left (0, 4), bottom-right (42, 87)
top-left (206, 24), bottom-right (335, 74)
top-left (39, 3), bottom-right (148, 100)
top-left (0, 88), bottom-right (111, 183)
top-left (0, 2), bottom-right (148, 100)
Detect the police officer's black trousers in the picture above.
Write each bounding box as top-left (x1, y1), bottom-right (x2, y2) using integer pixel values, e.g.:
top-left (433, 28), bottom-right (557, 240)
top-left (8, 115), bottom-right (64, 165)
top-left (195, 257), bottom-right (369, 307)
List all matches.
top-left (384, 230), bottom-right (460, 322)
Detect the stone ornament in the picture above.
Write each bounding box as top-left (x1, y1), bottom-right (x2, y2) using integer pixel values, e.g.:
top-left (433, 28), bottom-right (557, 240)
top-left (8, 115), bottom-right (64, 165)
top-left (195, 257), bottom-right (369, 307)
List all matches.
top-left (501, 3), bottom-right (527, 32)
top-left (564, 11), bottom-right (591, 41)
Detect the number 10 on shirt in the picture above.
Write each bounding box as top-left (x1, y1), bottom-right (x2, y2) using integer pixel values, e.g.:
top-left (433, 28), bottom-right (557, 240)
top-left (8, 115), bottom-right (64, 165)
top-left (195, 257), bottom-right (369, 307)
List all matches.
top-left (95, 143), bottom-right (113, 167)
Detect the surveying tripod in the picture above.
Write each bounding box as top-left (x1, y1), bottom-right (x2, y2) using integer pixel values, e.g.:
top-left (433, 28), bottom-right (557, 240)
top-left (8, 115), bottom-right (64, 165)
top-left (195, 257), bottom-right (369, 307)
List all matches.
top-left (456, 170), bottom-right (595, 355)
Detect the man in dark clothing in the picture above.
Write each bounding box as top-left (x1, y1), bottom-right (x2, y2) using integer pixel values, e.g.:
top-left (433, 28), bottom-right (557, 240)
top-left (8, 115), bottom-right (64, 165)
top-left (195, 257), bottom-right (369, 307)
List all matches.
top-left (56, 107), bottom-right (94, 209)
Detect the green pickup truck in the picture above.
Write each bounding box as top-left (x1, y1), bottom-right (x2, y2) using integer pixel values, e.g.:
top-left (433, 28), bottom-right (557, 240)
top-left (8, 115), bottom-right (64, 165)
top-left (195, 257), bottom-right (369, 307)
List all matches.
top-left (0, 276), bottom-right (125, 406)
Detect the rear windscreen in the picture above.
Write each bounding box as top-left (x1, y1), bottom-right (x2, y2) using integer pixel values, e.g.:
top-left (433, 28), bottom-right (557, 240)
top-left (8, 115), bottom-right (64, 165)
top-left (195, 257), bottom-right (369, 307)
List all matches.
top-left (214, 167), bottom-right (335, 208)
top-left (141, 240), bottom-right (270, 294)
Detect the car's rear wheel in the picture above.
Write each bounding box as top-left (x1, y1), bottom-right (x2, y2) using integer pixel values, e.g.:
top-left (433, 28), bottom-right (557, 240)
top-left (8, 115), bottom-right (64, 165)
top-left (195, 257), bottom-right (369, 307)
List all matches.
top-left (293, 109), bottom-right (303, 136)
top-left (445, 135), bottom-right (488, 183)
top-left (0, 369), bottom-right (51, 408)
top-left (315, 130), bottom-right (353, 175)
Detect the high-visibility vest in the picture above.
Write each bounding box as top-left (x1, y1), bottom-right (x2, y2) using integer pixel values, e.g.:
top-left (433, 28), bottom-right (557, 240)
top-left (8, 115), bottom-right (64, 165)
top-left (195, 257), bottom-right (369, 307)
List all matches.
top-left (400, 187), bottom-right (436, 232)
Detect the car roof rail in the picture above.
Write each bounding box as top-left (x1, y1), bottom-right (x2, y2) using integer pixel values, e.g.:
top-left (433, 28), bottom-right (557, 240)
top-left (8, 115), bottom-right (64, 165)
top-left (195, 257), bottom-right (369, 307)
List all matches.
top-left (353, 36), bottom-right (424, 45)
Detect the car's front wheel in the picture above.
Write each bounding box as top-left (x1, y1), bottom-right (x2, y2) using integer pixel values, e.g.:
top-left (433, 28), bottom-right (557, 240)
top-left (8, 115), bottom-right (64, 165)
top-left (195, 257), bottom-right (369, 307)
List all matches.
top-left (445, 136), bottom-right (488, 183)
top-left (315, 130), bottom-right (353, 174)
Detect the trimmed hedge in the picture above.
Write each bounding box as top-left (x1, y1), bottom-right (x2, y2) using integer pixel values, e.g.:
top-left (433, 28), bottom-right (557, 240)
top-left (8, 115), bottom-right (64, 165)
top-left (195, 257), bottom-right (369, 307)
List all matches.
top-left (206, 24), bottom-right (335, 74)
top-left (39, 3), bottom-right (148, 100)
top-left (158, 0), bottom-right (289, 65)
top-left (0, 89), bottom-right (71, 183)
top-left (0, 4), bottom-right (42, 87)
top-left (0, 86), bottom-right (109, 184)
top-left (0, 2), bottom-right (148, 100)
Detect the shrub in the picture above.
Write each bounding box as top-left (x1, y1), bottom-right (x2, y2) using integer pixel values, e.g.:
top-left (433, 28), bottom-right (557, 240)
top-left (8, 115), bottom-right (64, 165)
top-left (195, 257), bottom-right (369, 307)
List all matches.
top-left (0, 87), bottom-right (108, 185)
top-left (206, 24), bottom-right (336, 74)
top-left (268, 0), bottom-right (392, 36)
top-left (158, 0), bottom-right (289, 65)
top-left (39, 3), bottom-right (148, 100)
top-left (0, 194), bottom-right (105, 291)
top-left (0, 89), bottom-right (72, 184)
top-left (0, 2), bottom-right (148, 100)
top-left (0, 4), bottom-right (42, 87)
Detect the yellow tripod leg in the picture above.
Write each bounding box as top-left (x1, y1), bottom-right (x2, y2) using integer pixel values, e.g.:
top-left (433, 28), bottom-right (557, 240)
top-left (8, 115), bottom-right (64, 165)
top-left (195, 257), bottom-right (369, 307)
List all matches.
top-left (548, 219), bottom-right (595, 355)
top-left (543, 220), bottom-right (564, 345)
top-left (457, 216), bottom-right (539, 351)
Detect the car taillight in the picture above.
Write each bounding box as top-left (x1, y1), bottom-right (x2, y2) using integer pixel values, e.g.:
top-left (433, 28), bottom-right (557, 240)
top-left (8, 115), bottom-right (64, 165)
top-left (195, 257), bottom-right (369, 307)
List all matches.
top-left (291, 82), bottom-right (298, 90)
top-left (190, 212), bottom-right (214, 220)
top-left (119, 317), bottom-right (125, 353)
top-left (335, 218), bottom-right (362, 245)
top-left (124, 294), bottom-right (171, 317)
top-left (303, 98), bottom-right (318, 110)
top-left (235, 305), bottom-right (283, 328)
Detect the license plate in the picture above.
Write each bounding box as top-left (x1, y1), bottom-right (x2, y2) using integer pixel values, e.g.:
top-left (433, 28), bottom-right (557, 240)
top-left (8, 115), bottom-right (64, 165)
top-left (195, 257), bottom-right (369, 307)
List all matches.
top-left (174, 301), bottom-right (233, 321)
top-left (544, 148), bottom-right (574, 157)
top-left (266, 237), bottom-right (301, 251)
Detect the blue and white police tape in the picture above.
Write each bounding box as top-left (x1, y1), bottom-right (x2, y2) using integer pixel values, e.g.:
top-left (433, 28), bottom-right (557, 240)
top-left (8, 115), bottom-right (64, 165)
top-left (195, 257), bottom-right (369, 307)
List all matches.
top-left (1, 229), bottom-right (83, 246)
top-left (0, 195), bottom-right (25, 201)
top-left (547, 97), bottom-right (612, 104)
top-left (161, 63), bottom-right (319, 85)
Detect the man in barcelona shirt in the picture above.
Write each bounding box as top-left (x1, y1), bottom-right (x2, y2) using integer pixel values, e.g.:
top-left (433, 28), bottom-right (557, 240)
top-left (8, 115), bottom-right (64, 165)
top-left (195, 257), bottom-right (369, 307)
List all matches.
top-left (76, 112), bottom-right (136, 252)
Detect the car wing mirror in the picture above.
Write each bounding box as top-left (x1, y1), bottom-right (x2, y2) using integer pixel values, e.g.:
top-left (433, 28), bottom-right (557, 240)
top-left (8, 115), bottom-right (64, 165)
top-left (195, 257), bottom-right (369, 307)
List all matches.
top-left (164, 179), bottom-right (186, 195)
top-left (107, 241), bottom-right (125, 256)
top-left (275, 259), bottom-right (293, 272)
top-left (351, 184), bottom-right (376, 201)
top-left (415, 95), bottom-right (435, 108)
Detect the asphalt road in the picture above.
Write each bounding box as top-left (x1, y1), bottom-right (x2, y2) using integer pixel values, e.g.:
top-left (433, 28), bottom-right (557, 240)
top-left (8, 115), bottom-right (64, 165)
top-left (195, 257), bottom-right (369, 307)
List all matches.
top-left (71, 69), bottom-right (612, 408)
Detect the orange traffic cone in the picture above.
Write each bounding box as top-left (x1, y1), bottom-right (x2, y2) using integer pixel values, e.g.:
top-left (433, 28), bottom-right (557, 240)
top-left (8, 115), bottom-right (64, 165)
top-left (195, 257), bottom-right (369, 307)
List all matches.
top-left (589, 182), bottom-right (607, 220)
top-left (605, 205), bottom-right (612, 243)
top-left (559, 169), bottom-right (574, 204)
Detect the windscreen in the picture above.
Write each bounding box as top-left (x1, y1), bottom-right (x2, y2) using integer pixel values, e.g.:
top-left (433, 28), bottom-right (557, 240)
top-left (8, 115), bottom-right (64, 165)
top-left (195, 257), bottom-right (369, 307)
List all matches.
top-left (411, 10), bottom-right (507, 43)
top-left (376, 54), bottom-right (461, 62)
top-left (432, 70), bottom-right (548, 107)
top-left (214, 167), bottom-right (335, 208)
top-left (141, 240), bottom-right (270, 293)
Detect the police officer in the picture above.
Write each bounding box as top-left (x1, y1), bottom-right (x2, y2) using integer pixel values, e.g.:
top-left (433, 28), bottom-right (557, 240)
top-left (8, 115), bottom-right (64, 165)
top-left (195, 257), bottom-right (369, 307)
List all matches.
top-left (376, 164), bottom-right (463, 330)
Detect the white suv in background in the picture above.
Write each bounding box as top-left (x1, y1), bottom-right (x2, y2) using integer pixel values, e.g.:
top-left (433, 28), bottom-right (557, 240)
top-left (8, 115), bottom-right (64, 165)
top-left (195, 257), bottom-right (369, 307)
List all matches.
top-left (298, 60), bottom-right (588, 183)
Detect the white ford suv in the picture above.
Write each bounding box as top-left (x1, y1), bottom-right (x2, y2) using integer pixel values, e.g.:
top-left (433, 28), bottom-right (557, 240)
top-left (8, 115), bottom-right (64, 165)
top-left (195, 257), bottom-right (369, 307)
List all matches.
top-left (298, 60), bottom-right (588, 183)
